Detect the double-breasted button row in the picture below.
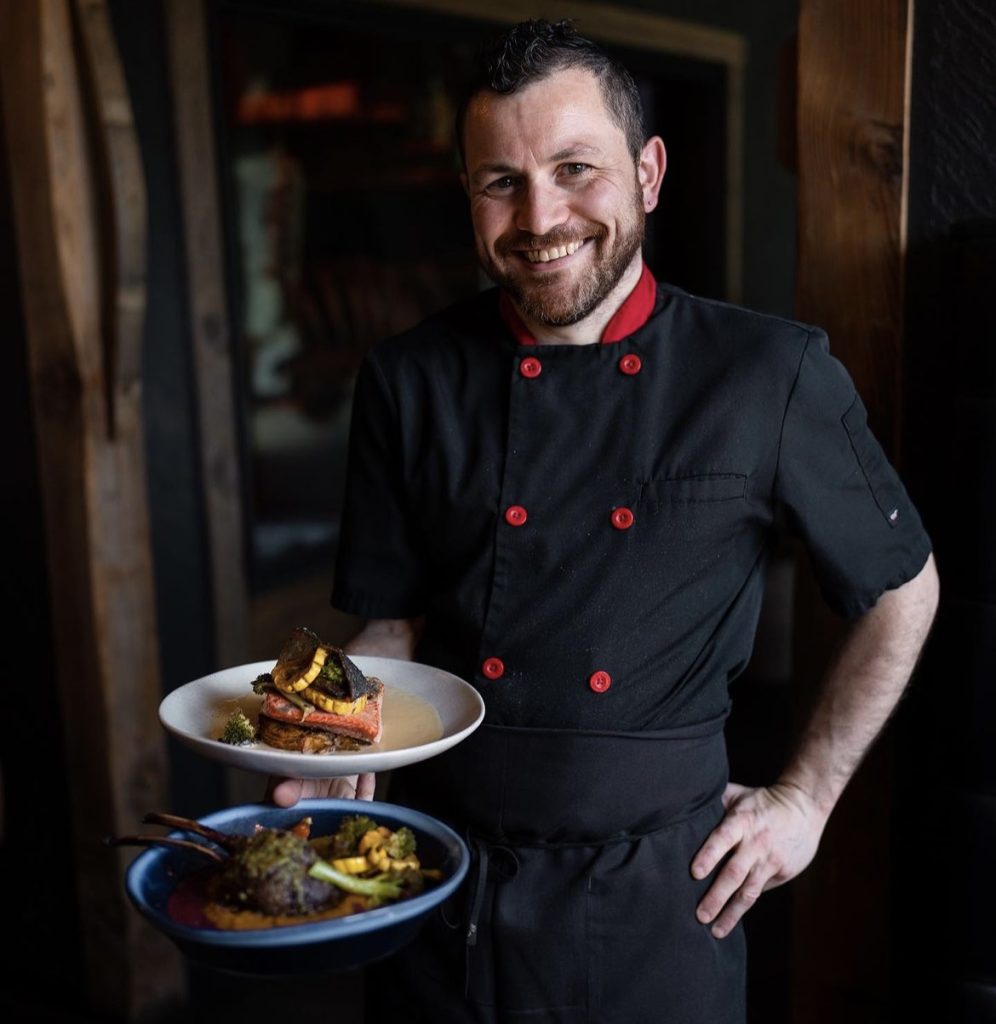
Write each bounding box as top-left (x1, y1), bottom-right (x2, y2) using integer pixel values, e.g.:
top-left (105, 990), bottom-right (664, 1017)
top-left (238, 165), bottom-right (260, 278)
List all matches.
top-left (480, 658), bottom-right (613, 694)
top-left (503, 506), bottom-right (636, 529)
top-left (518, 355), bottom-right (643, 378)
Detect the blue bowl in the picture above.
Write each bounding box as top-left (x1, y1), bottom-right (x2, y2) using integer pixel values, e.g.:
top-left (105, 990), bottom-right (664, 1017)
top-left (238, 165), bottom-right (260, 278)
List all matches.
top-left (125, 799), bottom-right (469, 975)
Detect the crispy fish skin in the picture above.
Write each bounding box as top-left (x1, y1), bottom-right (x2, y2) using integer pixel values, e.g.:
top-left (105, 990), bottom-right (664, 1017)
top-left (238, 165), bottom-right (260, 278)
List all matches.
top-left (271, 627), bottom-right (322, 691)
top-left (271, 628), bottom-right (377, 701)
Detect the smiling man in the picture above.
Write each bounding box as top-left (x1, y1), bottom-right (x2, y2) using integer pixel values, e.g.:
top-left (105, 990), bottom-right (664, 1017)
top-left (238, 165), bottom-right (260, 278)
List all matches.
top-left (270, 20), bottom-right (938, 1023)
top-left (462, 63), bottom-right (659, 335)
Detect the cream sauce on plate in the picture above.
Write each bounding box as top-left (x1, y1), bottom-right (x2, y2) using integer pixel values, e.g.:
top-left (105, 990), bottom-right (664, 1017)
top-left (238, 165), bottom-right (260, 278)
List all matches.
top-left (213, 684), bottom-right (443, 754)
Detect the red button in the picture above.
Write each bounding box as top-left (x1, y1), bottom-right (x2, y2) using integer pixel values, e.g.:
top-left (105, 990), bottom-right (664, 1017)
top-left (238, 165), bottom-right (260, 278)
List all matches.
top-left (589, 670), bottom-right (612, 693)
top-left (611, 507), bottom-right (635, 530)
top-left (482, 657), bottom-right (505, 679)
top-left (619, 354), bottom-right (642, 375)
top-left (519, 357), bottom-right (542, 378)
top-left (504, 505), bottom-right (528, 526)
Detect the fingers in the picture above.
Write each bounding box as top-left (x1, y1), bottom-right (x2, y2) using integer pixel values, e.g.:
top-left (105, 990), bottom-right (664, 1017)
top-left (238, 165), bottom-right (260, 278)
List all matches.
top-left (266, 774), bottom-right (378, 806)
top-left (698, 863), bottom-right (769, 939)
top-left (691, 811), bottom-right (743, 881)
top-left (356, 773), bottom-right (376, 800)
top-left (691, 799), bottom-right (763, 939)
top-left (327, 776), bottom-right (360, 799)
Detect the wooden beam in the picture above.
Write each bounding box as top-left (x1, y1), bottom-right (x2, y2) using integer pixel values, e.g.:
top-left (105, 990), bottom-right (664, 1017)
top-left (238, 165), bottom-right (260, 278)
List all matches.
top-left (796, 0), bottom-right (911, 451)
top-left (164, 0), bottom-right (250, 671)
top-left (164, 0), bottom-right (252, 806)
top-left (0, 0), bottom-right (183, 1016)
top-left (792, 1), bottom-right (912, 1021)
top-left (381, 0), bottom-right (745, 66)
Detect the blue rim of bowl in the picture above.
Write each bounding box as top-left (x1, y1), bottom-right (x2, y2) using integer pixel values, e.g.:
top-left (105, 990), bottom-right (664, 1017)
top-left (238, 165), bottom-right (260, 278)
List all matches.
top-left (125, 799), bottom-right (469, 948)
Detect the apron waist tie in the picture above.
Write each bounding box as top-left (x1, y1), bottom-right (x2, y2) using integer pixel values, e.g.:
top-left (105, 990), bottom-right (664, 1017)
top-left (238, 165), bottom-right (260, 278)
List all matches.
top-left (462, 836), bottom-right (520, 999)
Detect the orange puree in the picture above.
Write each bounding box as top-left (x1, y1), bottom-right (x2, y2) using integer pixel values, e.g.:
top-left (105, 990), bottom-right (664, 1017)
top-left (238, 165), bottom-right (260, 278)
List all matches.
top-left (202, 893), bottom-right (370, 930)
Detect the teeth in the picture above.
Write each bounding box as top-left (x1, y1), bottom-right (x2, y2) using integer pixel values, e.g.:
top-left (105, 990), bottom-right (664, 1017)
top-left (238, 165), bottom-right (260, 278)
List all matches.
top-left (525, 239), bottom-right (584, 263)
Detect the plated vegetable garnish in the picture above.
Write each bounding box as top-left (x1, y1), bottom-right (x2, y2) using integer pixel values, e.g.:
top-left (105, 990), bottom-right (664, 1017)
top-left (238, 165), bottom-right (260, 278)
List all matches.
top-left (219, 626), bottom-right (386, 753)
top-left (110, 812), bottom-right (440, 930)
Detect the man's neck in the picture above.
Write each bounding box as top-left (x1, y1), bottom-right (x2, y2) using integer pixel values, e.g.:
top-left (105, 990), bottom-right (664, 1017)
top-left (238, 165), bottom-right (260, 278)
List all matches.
top-left (511, 254), bottom-right (644, 346)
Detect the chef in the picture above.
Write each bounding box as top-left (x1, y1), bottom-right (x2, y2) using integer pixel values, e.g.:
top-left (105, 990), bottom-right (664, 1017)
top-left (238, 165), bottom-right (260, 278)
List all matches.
top-left (270, 19), bottom-right (939, 1023)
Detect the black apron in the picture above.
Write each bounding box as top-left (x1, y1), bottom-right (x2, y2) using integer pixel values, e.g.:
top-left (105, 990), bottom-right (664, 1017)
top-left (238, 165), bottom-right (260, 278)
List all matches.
top-left (367, 713), bottom-right (746, 1024)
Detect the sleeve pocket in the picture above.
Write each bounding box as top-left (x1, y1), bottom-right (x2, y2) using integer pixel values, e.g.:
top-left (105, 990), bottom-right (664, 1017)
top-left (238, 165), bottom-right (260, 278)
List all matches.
top-left (641, 473), bottom-right (747, 508)
top-left (841, 396), bottom-right (902, 528)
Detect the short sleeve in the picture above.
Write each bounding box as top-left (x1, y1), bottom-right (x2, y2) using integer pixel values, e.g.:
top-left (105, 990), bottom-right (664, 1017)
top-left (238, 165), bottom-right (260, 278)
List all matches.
top-left (331, 353), bottom-right (428, 618)
top-left (775, 329), bottom-right (932, 619)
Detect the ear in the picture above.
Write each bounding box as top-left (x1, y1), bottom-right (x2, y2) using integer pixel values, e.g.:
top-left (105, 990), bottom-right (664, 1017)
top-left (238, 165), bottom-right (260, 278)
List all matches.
top-left (637, 136), bottom-right (666, 212)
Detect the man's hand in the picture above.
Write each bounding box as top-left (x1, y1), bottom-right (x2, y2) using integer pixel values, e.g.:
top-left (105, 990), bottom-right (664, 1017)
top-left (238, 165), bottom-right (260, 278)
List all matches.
top-left (691, 781), bottom-right (827, 938)
top-left (692, 553), bottom-right (939, 938)
top-left (267, 773), bottom-right (376, 807)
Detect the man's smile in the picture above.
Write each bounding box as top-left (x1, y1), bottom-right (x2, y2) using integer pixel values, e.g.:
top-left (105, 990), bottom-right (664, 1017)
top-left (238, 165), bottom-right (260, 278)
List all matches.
top-left (520, 237), bottom-right (590, 264)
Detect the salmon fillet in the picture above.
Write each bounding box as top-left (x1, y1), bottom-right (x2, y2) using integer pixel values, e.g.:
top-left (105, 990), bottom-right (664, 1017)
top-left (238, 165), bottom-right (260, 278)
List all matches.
top-left (261, 683), bottom-right (384, 744)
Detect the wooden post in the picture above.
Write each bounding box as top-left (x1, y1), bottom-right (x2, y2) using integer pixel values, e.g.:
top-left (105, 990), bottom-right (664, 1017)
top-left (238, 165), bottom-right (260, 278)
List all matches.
top-left (0, 0), bottom-right (184, 1016)
top-left (793, 1), bottom-right (912, 1020)
top-left (164, 0), bottom-right (250, 673)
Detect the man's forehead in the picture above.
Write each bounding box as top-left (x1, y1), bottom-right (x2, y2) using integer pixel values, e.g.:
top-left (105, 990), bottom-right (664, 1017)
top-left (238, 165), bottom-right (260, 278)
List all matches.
top-left (464, 67), bottom-right (625, 170)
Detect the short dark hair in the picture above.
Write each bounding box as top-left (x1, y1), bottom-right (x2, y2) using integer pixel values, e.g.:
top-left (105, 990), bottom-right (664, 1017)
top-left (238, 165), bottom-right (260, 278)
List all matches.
top-left (456, 19), bottom-right (646, 166)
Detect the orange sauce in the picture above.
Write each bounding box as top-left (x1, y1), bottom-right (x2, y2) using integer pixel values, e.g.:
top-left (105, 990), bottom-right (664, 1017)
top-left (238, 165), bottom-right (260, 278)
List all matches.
top-left (167, 866), bottom-right (370, 931)
top-left (202, 893), bottom-right (369, 930)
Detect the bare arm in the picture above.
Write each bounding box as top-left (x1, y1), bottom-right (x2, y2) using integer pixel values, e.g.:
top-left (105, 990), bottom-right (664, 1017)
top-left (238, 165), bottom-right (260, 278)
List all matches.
top-left (691, 552), bottom-right (939, 938)
top-left (267, 617), bottom-right (421, 806)
top-left (342, 616), bottom-right (421, 661)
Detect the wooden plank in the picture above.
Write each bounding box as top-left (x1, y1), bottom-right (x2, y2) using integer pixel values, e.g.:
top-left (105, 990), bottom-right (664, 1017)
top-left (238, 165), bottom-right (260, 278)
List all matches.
top-left (381, 0), bottom-right (745, 66)
top-left (792, 1), bottom-right (912, 1021)
top-left (164, 0), bottom-right (250, 669)
top-left (796, 0), bottom-right (910, 451)
top-left (0, 0), bottom-right (183, 1016)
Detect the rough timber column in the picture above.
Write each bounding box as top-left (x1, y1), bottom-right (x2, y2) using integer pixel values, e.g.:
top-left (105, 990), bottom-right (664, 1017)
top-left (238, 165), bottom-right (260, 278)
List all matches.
top-left (792, 1), bottom-right (912, 1020)
top-left (0, 0), bottom-right (183, 1016)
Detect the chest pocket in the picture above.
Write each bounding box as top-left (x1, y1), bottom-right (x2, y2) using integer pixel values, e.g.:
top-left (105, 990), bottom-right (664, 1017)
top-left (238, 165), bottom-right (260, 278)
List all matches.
top-left (639, 473), bottom-right (747, 510)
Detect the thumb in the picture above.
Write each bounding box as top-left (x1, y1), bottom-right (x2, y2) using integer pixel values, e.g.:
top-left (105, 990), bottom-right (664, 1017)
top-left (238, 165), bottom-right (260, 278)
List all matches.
top-left (268, 776), bottom-right (305, 808)
top-left (721, 781), bottom-right (751, 810)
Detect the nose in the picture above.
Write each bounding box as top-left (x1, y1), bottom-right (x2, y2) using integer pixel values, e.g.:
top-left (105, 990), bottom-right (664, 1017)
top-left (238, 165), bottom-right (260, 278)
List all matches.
top-left (513, 179), bottom-right (569, 239)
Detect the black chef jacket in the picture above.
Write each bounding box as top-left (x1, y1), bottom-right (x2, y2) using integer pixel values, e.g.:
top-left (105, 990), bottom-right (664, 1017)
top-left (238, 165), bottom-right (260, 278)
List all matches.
top-left (331, 281), bottom-right (932, 730)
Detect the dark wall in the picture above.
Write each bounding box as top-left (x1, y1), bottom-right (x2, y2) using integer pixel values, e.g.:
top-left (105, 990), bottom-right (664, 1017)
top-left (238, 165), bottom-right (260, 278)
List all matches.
top-left (624, 0), bottom-right (798, 316)
top-left (895, 0), bottom-right (996, 1020)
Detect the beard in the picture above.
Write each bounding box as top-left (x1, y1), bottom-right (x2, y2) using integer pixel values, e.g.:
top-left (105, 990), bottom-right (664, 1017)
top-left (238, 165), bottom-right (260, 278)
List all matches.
top-left (478, 187), bottom-right (646, 327)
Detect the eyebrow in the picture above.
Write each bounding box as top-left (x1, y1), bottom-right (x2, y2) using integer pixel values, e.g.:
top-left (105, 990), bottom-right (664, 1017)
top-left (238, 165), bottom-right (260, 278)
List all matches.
top-left (470, 143), bottom-right (604, 183)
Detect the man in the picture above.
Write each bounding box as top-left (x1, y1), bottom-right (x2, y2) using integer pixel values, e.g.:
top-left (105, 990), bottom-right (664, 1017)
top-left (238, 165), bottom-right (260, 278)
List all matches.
top-left (271, 20), bottom-right (938, 1023)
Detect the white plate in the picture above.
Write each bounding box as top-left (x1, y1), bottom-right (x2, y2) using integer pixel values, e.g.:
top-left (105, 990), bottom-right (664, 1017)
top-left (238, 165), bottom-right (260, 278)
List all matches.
top-left (159, 657), bottom-right (485, 778)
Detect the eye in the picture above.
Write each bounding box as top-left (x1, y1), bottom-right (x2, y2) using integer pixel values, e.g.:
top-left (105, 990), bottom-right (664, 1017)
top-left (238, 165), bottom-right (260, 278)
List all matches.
top-left (485, 175), bottom-right (517, 193)
top-left (562, 162), bottom-right (592, 176)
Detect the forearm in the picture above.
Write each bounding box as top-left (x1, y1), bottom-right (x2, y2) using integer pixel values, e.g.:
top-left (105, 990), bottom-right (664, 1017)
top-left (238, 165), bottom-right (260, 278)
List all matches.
top-left (342, 616), bottom-right (422, 661)
top-left (778, 553), bottom-right (939, 820)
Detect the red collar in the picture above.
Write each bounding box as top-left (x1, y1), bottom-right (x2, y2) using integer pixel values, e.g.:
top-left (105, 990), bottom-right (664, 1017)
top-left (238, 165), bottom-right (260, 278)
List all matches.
top-left (499, 262), bottom-right (657, 346)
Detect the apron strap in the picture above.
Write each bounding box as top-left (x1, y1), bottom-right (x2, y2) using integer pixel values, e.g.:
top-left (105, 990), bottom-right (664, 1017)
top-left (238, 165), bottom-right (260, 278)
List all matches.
top-left (464, 836), bottom-right (521, 998)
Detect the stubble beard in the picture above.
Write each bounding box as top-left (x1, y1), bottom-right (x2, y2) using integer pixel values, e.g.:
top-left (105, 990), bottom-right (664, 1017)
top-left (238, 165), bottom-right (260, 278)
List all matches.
top-left (481, 188), bottom-right (646, 327)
